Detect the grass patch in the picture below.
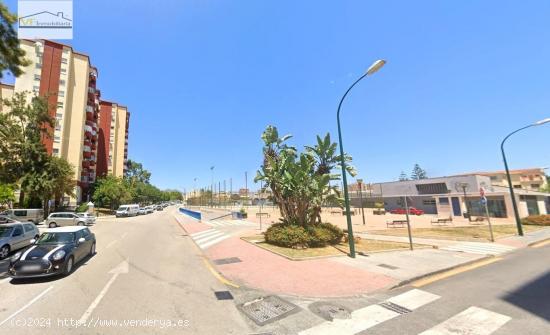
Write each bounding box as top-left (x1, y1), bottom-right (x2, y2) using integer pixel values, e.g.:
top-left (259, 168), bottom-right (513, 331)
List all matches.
top-left (242, 235), bottom-right (422, 260)
top-left (371, 224), bottom-right (544, 241)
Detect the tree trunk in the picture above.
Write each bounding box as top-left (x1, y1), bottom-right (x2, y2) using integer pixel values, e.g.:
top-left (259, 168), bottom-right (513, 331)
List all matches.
top-left (18, 190), bottom-right (25, 207)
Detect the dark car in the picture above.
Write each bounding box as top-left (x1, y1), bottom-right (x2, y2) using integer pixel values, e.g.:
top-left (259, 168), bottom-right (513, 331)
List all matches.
top-left (9, 226), bottom-right (95, 279)
top-left (390, 207), bottom-right (425, 215)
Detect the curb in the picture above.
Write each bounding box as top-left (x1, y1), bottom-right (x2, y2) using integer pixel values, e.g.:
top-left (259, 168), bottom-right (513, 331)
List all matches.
top-left (390, 255), bottom-right (495, 290)
top-left (528, 237), bottom-right (550, 247)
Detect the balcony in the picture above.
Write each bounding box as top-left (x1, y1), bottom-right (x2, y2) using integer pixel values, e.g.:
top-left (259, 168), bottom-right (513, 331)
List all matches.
top-left (82, 160), bottom-right (90, 168)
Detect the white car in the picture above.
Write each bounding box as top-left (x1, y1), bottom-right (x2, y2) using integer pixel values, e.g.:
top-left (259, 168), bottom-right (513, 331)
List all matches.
top-left (76, 213), bottom-right (96, 224)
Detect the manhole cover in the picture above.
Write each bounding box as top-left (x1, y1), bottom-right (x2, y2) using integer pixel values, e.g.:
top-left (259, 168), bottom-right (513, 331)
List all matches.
top-left (379, 301), bottom-right (411, 314)
top-left (309, 302), bottom-right (351, 321)
top-left (378, 263), bottom-right (399, 270)
top-left (214, 291), bottom-right (234, 300)
top-left (239, 296), bottom-right (299, 326)
top-left (213, 257), bottom-right (242, 265)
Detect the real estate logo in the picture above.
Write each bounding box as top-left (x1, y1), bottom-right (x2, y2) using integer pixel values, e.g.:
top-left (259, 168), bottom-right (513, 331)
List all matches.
top-left (18, 0), bottom-right (73, 39)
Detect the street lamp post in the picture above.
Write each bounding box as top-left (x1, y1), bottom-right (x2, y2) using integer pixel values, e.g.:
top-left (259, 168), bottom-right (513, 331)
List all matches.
top-left (357, 179), bottom-right (366, 226)
top-left (210, 166), bottom-right (215, 208)
top-left (337, 59), bottom-right (386, 258)
top-left (501, 118), bottom-right (550, 236)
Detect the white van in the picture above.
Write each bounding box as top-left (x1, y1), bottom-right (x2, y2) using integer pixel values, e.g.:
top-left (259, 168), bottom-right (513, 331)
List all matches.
top-left (115, 204), bottom-right (139, 218)
top-left (6, 209), bottom-right (44, 224)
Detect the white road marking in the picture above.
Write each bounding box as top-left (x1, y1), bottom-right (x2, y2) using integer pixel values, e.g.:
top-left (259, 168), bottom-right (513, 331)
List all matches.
top-left (299, 289), bottom-right (441, 335)
top-left (194, 232), bottom-right (225, 245)
top-left (199, 235), bottom-right (230, 249)
top-left (191, 229), bottom-right (219, 238)
top-left (104, 240), bottom-right (117, 249)
top-left (441, 242), bottom-right (515, 255)
top-left (0, 286), bottom-right (53, 326)
top-left (79, 259), bottom-right (129, 324)
top-left (419, 306), bottom-right (511, 335)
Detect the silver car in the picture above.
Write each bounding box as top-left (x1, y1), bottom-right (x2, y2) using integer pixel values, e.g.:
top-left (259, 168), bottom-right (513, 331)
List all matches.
top-left (46, 212), bottom-right (93, 228)
top-left (0, 215), bottom-right (19, 224)
top-left (0, 222), bottom-right (40, 259)
top-left (76, 213), bottom-right (96, 224)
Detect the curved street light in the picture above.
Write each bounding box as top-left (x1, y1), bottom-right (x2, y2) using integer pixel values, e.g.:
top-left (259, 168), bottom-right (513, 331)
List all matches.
top-left (501, 117), bottom-right (550, 236)
top-left (337, 59), bottom-right (386, 258)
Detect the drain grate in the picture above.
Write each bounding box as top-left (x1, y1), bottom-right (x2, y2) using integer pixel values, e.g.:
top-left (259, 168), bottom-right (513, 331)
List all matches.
top-left (214, 291), bottom-right (234, 300)
top-left (213, 257), bottom-right (242, 265)
top-left (239, 296), bottom-right (299, 326)
top-left (378, 263), bottom-right (399, 270)
top-left (379, 301), bottom-right (412, 315)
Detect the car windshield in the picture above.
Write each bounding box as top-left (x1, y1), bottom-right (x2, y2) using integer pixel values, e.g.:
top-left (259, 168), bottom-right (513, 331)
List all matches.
top-left (36, 232), bottom-right (75, 244)
top-left (76, 213), bottom-right (89, 217)
top-left (118, 207), bottom-right (128, 211)
top-left (0, 226), bottom-right (14, 238)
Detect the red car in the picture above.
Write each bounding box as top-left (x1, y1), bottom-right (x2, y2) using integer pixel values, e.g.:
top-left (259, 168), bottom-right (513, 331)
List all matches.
top-left (390, 207), bottom-right (424, 215)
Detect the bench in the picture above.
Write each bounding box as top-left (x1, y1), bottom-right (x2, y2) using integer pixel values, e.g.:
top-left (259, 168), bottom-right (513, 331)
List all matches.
top-left (386, 220), bottom-right (407, 228)
top-left (431, 216), bottom-right (453, 226)
top-left (256, 212), bottom-right (271, 218)
top-left (342, 210), bottom-right (356, 216)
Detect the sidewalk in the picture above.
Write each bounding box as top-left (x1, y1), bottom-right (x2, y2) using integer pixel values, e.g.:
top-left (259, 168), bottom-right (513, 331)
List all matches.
top-left (174, 211), bottom-right (550, 298)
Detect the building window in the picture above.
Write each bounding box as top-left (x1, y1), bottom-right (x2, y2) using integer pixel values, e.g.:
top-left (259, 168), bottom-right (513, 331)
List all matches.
top-left (35, 62), bottom-right (42, 69)
top-left (61, 57), bottom-right (68, 64)
top-left (58, 90), bottom-right (65, 97)
top-left (55, 120), bottom-right (61, 131)
top-left (34, 74), bottom-right (41, 81)
top-left (423, 199), bottom-right (436, 206)
top-left (59, 79), bottom-right (65, 86)
top-left (33, 86), bottom-right (40, 93)
top-left (513, 185), bottom-right (522, 189)
top-left (415, 183), bottom-right (449, 195)
top-left (57, 102), bottom-right (63, 108)
top-left (439, 197), bottom-right (450, 205)
top-left (56, 113), bottom-right (63, 119)
top-left (490, 176), bottom-right (498, 181)
top-left (531, 184), bottom-right (540, 189)
top-left (52, 148), bottom-right (59, 156)
top-left (54, 136), bottom-right (61, 143)
top-left (60, 68), bottom-right (67, 74)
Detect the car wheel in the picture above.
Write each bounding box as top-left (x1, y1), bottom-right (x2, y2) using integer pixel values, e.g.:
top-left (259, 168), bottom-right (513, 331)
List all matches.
top-left (89, 242), bottom-right (96, 256)
top-left (34, 235), bottom-right (39, 240)
top-left (78, 221), bottom-right (85, 226)
top-left (0, 245), bottom-right (10, 259)
top-left (64, 256), bottom-right (74, 276)
top-left (49, 222), bottom-right (57, 228)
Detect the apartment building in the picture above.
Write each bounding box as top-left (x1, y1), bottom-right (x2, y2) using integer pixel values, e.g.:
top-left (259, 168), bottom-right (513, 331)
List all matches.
top-left (0, 83), bottom-right (14, 111)
top-left (97, 101), bottom-right (129, 178)
top-left (471, 168), bottom-right (548, 191)
top-left (6, 39), bottom-right (129, 205)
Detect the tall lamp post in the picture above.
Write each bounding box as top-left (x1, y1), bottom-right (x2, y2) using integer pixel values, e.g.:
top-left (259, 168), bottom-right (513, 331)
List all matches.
top-left (501, 118), bottom-right (550, 236)
top-left (337, 59), bottom-right (386, 258)
top-left (210, 166), bottom-right (215, 208)
top-left (357, 179), bottom-right (366, 226)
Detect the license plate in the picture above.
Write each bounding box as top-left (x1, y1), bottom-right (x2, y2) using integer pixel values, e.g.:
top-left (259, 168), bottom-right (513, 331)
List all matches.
top-left (21, 264), bottom-right (42, 272)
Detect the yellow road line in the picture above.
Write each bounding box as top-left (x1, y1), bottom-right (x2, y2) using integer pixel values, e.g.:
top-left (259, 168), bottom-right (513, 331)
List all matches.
top-left (202, 257), bottom-right (240, 288)
top-left (411, 257), bottom-right (502, 287)
top-left (530, 239), bottom-right (550, 248)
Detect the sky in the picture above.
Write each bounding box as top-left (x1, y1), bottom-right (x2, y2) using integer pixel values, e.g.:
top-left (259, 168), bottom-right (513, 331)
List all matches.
top-left (3, 0), bottom-right (550, 192)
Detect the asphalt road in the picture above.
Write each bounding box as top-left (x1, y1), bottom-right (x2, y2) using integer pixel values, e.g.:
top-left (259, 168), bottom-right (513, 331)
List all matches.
top-left (358, 242), bottom-right (550, 335)
top-left (0, 207), bottom-right (250, 335)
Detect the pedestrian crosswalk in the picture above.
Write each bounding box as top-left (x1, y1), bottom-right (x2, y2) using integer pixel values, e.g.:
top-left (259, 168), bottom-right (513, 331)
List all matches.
top-left (299, 288), bottom-right (511, 335)
top-left (190, 229), bottom-right (230, 249)
top-left (441, 242), bottom-right (516, 255)
top-left (206, 219), bottom-right (257, 227)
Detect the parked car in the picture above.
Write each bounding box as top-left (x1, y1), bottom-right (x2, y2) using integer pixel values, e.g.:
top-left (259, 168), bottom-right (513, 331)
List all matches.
top-left (46, 212), bottom-right (93, 228)
top-left (0, 223), bottom-right (40, 259)
top-left (138, 207), bottom-right (147, 215)
top-left (390, 207), bottom-right (425, 215)
top-left (76, 213), bottom-right (96, 224)
top-left (155, 205), bottom-right (163, 211)
top-left (9, 226), bottom-right (96, 278)
top-left (145, 206), bottom-right (154, 214)
top-left (115, 204), bottom-right (139, 217)
top-left (0, 215), bottom-right (20, 224)
top-left (5, 209), bottom-right (44, 224)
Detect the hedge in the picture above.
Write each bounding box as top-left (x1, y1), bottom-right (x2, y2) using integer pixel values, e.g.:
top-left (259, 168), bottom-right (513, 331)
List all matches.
top-left (521, 215), bottom-right (550, 226)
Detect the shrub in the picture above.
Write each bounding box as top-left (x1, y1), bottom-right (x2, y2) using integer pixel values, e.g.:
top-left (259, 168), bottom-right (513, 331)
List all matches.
top-left (265, 222), bottom-right (343, 248)
top-left (265, 223), bottom-right (311, 248)
top-left (522, 215), bottom-right (550, 226)
top-left (75, 203), bottom-right (89, 213)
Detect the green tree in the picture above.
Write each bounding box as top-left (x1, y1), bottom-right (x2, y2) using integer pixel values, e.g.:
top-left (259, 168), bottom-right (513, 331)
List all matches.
top-left (0, 3), bottom-right (31, 78)
top-left (255, 125), bottom-right (355, 226)
top-left (124, 159), bottom-right (151, 185)
top-left (92, 175), bottom-right (133, 209)
top-left (0, 92), bottom-right (53, 204)
top-left (398, 171), bottom-right (409, 181)
top-left (0, 183), bottom-right (15, 208)
top-left (411, 164), bottom-right (428, 180)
